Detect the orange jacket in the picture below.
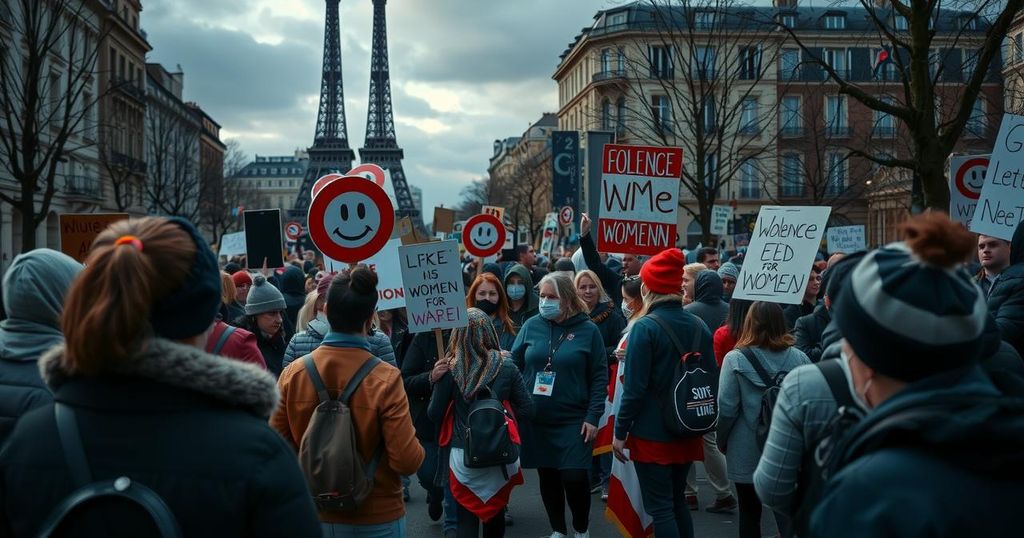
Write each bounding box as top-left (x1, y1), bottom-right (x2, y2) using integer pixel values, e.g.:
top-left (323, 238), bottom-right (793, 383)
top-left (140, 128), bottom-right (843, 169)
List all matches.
top-left (270, 345), bottom-right (425, 525)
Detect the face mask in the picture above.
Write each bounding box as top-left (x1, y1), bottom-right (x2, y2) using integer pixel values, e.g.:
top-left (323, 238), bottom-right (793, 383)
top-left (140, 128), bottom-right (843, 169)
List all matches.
top-left (539, 298), bottom-right (562, 320)
top-left (621, 303), bottom-right (633, 319)
top-left (475, 299), bottom-right (499, 316)
top-left (842, 349), bottom-right (873, 411)
top-left (506, 283), bottom-right (526, 301)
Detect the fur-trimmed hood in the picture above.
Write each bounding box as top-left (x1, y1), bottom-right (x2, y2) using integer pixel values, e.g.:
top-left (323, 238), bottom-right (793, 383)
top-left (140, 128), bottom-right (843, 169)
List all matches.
top-left (39, 338), bottom-right (279, 418)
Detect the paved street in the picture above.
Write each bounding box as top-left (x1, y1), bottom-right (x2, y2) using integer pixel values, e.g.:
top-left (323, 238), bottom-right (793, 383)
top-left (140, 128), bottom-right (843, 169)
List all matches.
top-left (406, 465), bottom-right (780, 537)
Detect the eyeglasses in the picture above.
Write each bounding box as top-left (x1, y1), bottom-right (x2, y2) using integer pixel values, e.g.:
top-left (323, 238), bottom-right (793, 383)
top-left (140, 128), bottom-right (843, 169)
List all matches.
top-left (623, 275), bottom-right (641, 282)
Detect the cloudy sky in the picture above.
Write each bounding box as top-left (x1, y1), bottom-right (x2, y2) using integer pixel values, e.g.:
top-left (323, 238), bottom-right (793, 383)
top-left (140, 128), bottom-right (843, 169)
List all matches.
top-left (144, 0), bottom-right (620, 215)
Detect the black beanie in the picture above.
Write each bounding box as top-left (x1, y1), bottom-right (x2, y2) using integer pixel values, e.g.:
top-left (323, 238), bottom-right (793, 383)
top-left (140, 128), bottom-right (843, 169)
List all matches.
top-left (149, 218), bottom-right (222, 340)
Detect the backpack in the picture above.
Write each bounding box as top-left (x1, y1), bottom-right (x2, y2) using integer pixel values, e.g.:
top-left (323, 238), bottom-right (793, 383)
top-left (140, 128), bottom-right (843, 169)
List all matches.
top-left (647, 314), bottom-right (718, 438)
top-left (210, 325), bottom-right (237, 355)
top-left (38, 404), bottom-right (183, 538)
top-left (463, 386), bottom-right (519, 469)
top-left (738, 347), bottom-right (789, 450)
top-left (298, 354), bottom-right (383, 514)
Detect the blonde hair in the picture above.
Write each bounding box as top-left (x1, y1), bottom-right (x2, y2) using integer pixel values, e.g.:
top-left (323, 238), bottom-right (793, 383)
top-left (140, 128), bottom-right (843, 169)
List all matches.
top-left (296, 290), bottom-right (319, 332)
top-left (538, 272), bottom-right (588, 318)
top-left (574, 269), bottom-right (611, 305)
top-left (683, 263), bottom-right (708, 280)
top-left (219, 272), bottom-right (235, 306)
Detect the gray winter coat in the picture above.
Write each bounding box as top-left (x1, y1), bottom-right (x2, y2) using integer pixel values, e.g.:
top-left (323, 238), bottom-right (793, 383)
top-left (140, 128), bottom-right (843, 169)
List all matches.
top-left (282, 315), bottom-right (396, 370)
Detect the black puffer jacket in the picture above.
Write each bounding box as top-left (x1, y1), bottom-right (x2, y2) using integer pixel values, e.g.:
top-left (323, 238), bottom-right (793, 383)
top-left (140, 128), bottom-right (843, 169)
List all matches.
top-left (986, 223), bottom-right (1024, 355)
top-left (278, 266), bottom-right (307, 335)
top-left (401, 330), bottom-right (452, 442)
top-left (794, 304), bottom-right (831, 363)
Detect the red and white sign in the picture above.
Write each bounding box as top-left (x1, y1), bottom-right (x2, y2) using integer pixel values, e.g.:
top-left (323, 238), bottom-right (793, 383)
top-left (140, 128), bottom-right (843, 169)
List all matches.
top-left (284, 221), bottom-right (303, 242)
top-left (311, 173), bottom-right (344, 199)
top-left (558, 206), bottom-right (574, 226)
top-left (597, 144), bottom-right (683, 255)
top-left (949, 154), bottom-right (988, 226)
top-left (463, 213), bottom-right (506, 258)
top-left (308, 177), bottom-right (395, 263)
top-left (348, 163), bottom-right (386, 187)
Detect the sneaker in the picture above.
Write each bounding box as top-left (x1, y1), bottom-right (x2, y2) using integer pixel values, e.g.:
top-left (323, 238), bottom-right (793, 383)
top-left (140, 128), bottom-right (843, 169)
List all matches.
top-left (706, 495), bottom-right (738, 514)
top-left (427, 493), bottom-right (442, 521)
top-left (505, 509), bottom-right (513, 526)
top-left (601, 485), bottom-right (609, 502)
top-left (589, 483), bottom-right (601, 494)
top-left (686, 494), bottom-right (699, 511)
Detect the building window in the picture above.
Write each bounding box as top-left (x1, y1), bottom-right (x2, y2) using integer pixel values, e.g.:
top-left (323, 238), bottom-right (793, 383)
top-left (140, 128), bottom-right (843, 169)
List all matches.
top-left (259, 168), bottom-right (267, 175)
top-left (49, 73), bottom-right (60, 114)
top-left (739, 47), bottom-right (761, 80)
top-left (740, 97), bottom-right (759, 134)
top-left (617, 47), bottom-right (626, 71)
top-left (616, 97), bottom-right (626, 134)
top-left (825, 152), bottom-right (847, 196)
top-left (608, 12), bottom-right (626, 27)
top-left (780, 48), bottom-right (800, 80)
top-left (702, 97), bottom-right (716, 134)
top-left (695, 11), bottom-right (716, 30)
top-left (962, 49), bottom-right (978, 81)
top-left (741, 158), bottom-right (760, 199)
top-left (782, 154), bottom-right (804, 196)
top-left (962, 15), bottom-right (977, 31)
top-left (1016, 34), bottom-right (1023, 63)
top-left (873, 48), bottom-right (897, 80)
top-left (874, 96), bottom-right (896, 138)
top-left (967, 98), bottom-right (986, 138)
top-left (824, 14), bottom-right (846, 30)
top-left (703, 153), bottom-right (719, 191)
top-left (694, 46), bottom-right (716, 79)
top-left (779, 13), bottom-right (796, 28)
top-left (648, 45), bottom-right (674, 79)
top-left (894, 15), bottom-right (908, 31)
top-left (780, 96), bottom-right (802, 135)
top-left (823, 48), bottom-right (847, 77)
top-left (602, 99), bottom-right (613, 130)
top-left (825, 95), bottom-right (848, 136)
top-left (651, 95), bottom-right (673, 135)
top-left (601, 48), bottom-right (611, 73)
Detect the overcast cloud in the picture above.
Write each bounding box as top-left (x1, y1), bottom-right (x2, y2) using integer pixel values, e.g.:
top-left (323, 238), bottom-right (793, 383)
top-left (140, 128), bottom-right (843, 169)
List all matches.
top-left (143, 0), bottom-right (617, 215)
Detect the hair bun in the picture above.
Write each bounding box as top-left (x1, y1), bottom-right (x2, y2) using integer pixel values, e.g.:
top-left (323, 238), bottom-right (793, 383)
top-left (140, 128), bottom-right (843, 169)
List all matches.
top-left (900, 212), bottom-right (975, 268)
top-left (348, 266), bottom-right (379, 294)
top-left (252, 274), bottom-right (267, 287)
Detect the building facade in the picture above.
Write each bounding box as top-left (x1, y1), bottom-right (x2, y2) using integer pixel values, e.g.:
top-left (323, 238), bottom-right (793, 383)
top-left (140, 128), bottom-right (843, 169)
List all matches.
top-left (487, 113), bottom-right (557, 242)
top-left (554, 2), bottom-right (1002, 248)
top-left (234, 151), bottom-right (308, 213)
top-left (145, 63), bottom-right (201, 220)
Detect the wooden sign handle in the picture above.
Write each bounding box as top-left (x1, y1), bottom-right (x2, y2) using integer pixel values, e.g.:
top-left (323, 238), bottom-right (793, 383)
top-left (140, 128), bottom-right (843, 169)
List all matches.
top-left (434, 328), bottom-right (446, 364)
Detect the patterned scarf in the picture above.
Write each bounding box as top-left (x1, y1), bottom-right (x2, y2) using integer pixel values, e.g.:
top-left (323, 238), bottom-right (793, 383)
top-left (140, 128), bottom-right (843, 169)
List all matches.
top-left (450, 308), bottom-right (504, 400)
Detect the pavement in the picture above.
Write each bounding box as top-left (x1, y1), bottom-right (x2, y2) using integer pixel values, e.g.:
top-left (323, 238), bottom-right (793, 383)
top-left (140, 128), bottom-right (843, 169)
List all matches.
top-left (405, 464), bottom-right (781, 537)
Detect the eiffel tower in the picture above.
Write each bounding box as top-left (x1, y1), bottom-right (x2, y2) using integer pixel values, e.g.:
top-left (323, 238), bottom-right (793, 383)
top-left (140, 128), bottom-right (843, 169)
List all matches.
top-left (290, 0), bottom-right (355, 239)
top-left (359, 0), bottom-right (421, 227)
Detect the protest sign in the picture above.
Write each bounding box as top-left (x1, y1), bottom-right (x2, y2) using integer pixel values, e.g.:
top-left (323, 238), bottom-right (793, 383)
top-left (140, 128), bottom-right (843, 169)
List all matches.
top-left (826, 225), bottom-right (866, 254)
top-left (59, 213), bottom-right (129, 262)
top-left (971, 114), bottom-right (1024, 240)
top-left (552, 131), bottom-right (581, 221)
top-left (433, 207), bottom-right (456, 234)
top-left (243, 209), bottom-right (284, 268)
top-left (733, 206), bottom-right (831, 305)
top-left (540, 212), bottom-right (558, 257)
top-left (597, 144), bottom-right (683, 255)
top-left (308, 177), bottom-right (394, 263)
top-left (949, 154), bottom-right (988, 227)
top-left (481, 205), bottom-right (505, 221)
top-left (363, 238), bottom-right (406, 310)
top-left (710, 205), bottom-right (733, 236)
top-left (400, 240), bottom-right (467, 333)
top-left (218, 231), bottom-right (246, 258)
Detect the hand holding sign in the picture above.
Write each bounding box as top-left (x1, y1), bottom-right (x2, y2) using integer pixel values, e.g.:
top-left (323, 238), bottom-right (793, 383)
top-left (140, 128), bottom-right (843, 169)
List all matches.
top-left (580, 212), bottom-right (592, 237)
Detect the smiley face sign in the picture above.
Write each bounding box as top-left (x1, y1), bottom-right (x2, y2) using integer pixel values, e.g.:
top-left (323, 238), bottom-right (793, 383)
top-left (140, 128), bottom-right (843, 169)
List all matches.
top-left (954, 157), bottom-right (988, 201)
top-left (463, 213), bottom-right (506, 258)
top-left (348, 164), bottom-right (386, 187)
top-left (308, 177), bottom-right (395, 263)
top-left (311, 173), bottom-right (344, 199)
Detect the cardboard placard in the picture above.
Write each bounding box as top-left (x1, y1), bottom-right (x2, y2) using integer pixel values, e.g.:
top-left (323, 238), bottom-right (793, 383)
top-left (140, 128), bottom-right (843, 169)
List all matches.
top-left (481, 205), bottom-right (505, 221)
top-left (733, 206), bottom-right (831, 305)
top-left (59, 213), bottom-right (129, 262)
top-left (826, 225), bottom-right (866, 254)
top-left (597, 144), bottom-right (683, 255)
top-left (540, 212), bottom-right (559, 257)
top-left (433, 207), bottom-right (456, 234)
top-left (710, 205), bottom-right (733, 236)
top-left (363, 238), bottom-right (406, 310)
top-left (243, 209), bottom-right (284, 268)
top-left (971, 114), bottom-right (1024, 240)
top-left (949, 154), bottom-right (988, 227)
top-left (218, 231), bottom-right (247, 258)
top-left (400, 240), bottom-right (467, 333)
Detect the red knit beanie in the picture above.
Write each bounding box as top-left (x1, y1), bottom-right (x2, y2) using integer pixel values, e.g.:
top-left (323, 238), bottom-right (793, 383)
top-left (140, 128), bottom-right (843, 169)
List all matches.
top-left (316, 271), bottom-right (338, 301)
top-left (231, 270), bottom-right (252, 288)
top-left (640, 248), bottom-right (685, 294)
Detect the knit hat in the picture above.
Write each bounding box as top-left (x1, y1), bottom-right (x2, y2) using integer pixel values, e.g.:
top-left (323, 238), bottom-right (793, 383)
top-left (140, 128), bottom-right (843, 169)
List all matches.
top-left (640, 248), bottom-right (685, 294)
top-left (316, 272), bottom-right (338, 300)
top-left (231, 270), bottom-right (252, 288)
top-left (835, 238), bottom-right (986, 382)
top-left (554, 257), bottom-right (576, 272)
top-left (244, 275), bottom-right (287, 316)
top-left (150, 218), bottom-right (223, 340)
top-left (224, 262), bottom-right (241, 275)
top-left (717, 262), bottom-right (740, 282)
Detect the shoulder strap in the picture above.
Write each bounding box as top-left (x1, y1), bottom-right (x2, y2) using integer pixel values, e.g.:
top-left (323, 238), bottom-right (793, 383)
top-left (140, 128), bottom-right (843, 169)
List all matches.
top-left (739, 348), bottom-right (774, 387)
top-left (302, 355), bottom-right (331, 403)
top-left (210, 325), bottom-right (237, 356)
top-left (816, 359), bottom-right (855, 410)
top-left (54, 403), bottom-right (92, 488)
top-left (340, 355), bottom-right (382, 405)
top-left (647, 313), bottom-right (702, 357)
top-left (37, 478), bottom-right (183, 538)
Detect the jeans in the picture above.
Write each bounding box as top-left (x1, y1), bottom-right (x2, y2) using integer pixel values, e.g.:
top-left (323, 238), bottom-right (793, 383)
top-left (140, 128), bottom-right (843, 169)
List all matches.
top-left (321, 518), bottom-right (405, 538)
top-left (590, 453), bottom-right (612, 487)
top-left (634, 462), bottom-right (694, 538)
top-left (684, 432), bottom-right (732, 500)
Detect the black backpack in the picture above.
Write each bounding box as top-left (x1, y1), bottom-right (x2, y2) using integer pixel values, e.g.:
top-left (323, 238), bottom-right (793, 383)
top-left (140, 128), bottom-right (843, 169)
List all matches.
top-left (37, 404), bottom-right (182, 537)
top-left (648, 314), bottom-right (718, 438)
top-left (738, 348), bottom-right (789, 450)
top-left (464, 386), bottom-right (519, 469)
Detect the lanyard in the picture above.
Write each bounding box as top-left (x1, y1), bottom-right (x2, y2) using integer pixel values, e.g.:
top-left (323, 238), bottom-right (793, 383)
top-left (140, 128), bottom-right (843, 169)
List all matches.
top-left (545, 327), bottom-right (569, 372)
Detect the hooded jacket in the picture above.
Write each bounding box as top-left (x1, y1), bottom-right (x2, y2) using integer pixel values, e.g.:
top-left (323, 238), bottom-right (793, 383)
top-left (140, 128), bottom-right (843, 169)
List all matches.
top-left (0, 339), bottom-right (320, 538)
top-left (684, 270), bottom-right (729, 332)
top-left (810, 366), bottom-right (1024, 537)
top-left (280, 315), bottom-right (397, 370)
top-left (279, 266), bottom-right (307, 335)
top-left (504, 264), bottom-right (539, 330)
top-left (0, 249), bottom-right (82, 443)
top-left (986, 223), bottom-right (1024, 355)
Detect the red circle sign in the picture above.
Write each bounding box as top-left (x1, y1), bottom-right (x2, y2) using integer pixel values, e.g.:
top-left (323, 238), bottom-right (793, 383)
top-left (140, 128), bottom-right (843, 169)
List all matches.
top-left (284, 221), bottom-right (303, 241)
top-left (559, 206), bottom-right (574, 226)
top-left (463, 214), bottom-right (506, 258)
top-left (348, 164), bottom-right (386, 187)
top-left (954, 157), bottom-right (988, 201)
top-left (312, 173), bottom-right (344, 199)
top-left (307, 177), bottom-right (395, 263)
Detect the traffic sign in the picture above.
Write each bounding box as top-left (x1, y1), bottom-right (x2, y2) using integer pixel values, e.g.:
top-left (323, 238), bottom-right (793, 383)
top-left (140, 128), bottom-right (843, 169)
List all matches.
top-left (307, 177), bottom-right (395, 263)
top-left (559, 206), bottom-right (574, 226)
top-left (348, 164), bottom-right (386, 187)
top-left (311, 173), bottom-right (344, 199)
top-left (284, 221), bottom-right (303, 242)
top-left (463, 213), bottom-right (506, 258)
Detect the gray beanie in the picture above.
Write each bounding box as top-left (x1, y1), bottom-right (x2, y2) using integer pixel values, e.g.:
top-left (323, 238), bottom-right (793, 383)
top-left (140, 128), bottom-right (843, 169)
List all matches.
top-left (245, 274), bottom-right (286, 316)
top-left (718, 262), bottom-right (740, 282)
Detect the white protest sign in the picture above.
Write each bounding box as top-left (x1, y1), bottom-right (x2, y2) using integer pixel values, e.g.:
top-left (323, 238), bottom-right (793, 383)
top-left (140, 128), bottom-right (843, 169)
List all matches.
top-left (826, 225), bottom-right (865, 254)
top-left (733, 206), bottom-right (831, 305)
top-left (710, 205), bottom-right (733, 236)
top-left (971, 114), bottom-right (1024, 240)
top-left (218, 232), bottom-right (246, 257)
top-left (540, 212), bottom-right (558, 257)
top-left (400, 240), bottom-right (468, 333)
top-left (949, 154), bottom-right (988, 227)
top-left (597, 144), bottom-right (683, 255)
top-left (362, 238), bottom-right (406, 310)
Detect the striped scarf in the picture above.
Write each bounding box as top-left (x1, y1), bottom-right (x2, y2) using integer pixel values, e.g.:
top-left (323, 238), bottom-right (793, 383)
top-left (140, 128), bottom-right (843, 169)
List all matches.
top-left (450, 308), bottom-right (504, 400)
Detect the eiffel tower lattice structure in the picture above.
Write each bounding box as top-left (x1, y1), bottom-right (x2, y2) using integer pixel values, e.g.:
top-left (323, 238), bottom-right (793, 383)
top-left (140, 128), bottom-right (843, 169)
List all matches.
top-left (290, 0), bottom-right (355, 244)
top-left (359, 0), bottom-right (422, 229)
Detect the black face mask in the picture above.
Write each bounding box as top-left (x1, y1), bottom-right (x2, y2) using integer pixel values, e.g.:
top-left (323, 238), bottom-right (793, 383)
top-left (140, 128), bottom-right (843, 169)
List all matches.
top-left (475, 299), bottom-right (499, 316)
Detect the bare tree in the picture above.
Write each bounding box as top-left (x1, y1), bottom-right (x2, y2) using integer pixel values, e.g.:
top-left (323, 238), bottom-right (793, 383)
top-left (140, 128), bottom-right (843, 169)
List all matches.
top-left (456, 176), bottom-right (505, 219)
top-left (145, 99), bottom-right (200, 220)
top-left (199, 140), bottom-right (259, 244)
top-left (776, 0), bottom-right (1017, 211)
top-left (0, 0), bottom-right (106, 250)
top-left (503, 147), bottom-right (551, 243)
top-left (97, 120), bottom-right (145, 212)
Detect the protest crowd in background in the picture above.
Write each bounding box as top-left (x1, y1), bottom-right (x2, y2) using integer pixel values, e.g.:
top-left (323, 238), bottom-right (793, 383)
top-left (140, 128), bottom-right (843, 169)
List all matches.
top-left (0, 206), bottom-right (1022, 538)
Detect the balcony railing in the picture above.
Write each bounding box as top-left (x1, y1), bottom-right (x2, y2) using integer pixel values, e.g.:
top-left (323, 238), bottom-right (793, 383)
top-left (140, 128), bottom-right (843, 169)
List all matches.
top-left (110, 77), bottom-right (145, 102)
top-left (110, 150), bottom-right (146, 174)
top-left (874, 126), bottom-right (897, 138)
top-left (779, 126), bottom-right (805, 138)
top-left (827, 125), bottom-right (852, 138)
top-left (592, 69), bottom-right (627, 83)
top-left (64, 175), bottom-right (103, 200)
top-left (739, 124), bottom-right (761, 136)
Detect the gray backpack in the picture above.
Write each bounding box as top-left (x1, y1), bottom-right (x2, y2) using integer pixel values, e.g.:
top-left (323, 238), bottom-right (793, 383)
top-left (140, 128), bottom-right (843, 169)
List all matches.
top-left (298, 354), bottom-right (383, 513)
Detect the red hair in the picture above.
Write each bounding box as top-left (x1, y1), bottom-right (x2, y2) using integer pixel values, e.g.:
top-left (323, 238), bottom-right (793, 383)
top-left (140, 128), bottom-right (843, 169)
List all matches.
top-left (466, 273), bottom-right (515, 336)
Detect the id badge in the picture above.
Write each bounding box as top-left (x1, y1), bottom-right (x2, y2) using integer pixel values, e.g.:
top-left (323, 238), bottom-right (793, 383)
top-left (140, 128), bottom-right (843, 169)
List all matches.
top-left (533, 371), bottom-right (556, 396)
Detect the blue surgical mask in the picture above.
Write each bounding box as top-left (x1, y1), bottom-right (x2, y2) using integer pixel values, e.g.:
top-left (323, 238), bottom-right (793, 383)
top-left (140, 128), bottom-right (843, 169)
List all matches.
top-left (539, 298), bottom-right (562, 320)
top-left (506, 283), bottom-right (526, 301)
